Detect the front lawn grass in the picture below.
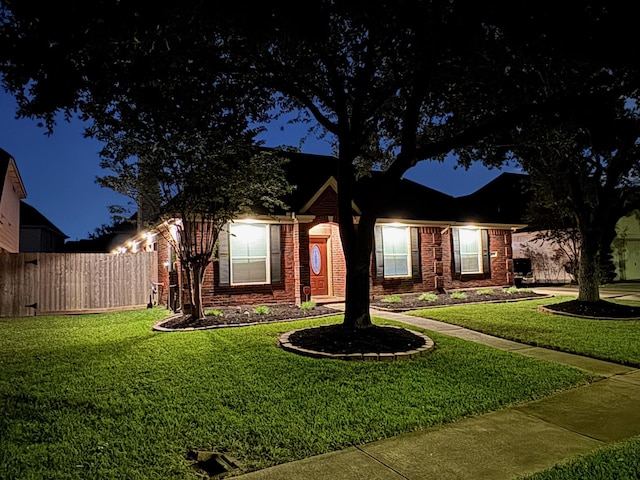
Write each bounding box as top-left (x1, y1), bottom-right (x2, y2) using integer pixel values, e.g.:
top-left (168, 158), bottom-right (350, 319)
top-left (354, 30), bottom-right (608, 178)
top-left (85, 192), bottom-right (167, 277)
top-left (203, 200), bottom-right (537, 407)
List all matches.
top-left (0, 308), bottom-right (591, 479)
top-left (519, 435), bottom-right (640, 480)
top-left (408, 296), bottom-right (640, 366)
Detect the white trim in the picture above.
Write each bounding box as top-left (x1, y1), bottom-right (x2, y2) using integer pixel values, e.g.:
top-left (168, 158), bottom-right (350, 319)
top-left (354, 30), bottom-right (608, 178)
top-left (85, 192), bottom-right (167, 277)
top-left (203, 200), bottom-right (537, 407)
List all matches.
top-left (299, 176), bottom-right (362, 215)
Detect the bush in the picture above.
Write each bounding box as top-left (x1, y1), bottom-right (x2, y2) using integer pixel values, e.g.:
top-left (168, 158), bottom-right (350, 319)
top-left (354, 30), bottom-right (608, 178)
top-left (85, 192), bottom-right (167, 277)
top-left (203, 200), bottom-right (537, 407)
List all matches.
top-left (450, 292), bottom-right (467, 300)
top-left (253, 305), bottom-right (271, 315)
top-left (418, 292), bottom-right (438, 302)
top-left (476, 288), bottom-right (494, 295)
top-left (204, 309), bottom-right (224, 317)
top-left (503, 286), bottom-right (533, 294)
top-left (299, 301), bottom-right (316, 311)
top-left (380, 295), bottom-right (403, 303)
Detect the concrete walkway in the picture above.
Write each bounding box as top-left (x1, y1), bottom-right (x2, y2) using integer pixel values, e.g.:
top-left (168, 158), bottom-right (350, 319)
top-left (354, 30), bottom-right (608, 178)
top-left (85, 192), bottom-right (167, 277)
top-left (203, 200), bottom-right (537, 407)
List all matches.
top-left (235, 285), bottom-right (640, 480)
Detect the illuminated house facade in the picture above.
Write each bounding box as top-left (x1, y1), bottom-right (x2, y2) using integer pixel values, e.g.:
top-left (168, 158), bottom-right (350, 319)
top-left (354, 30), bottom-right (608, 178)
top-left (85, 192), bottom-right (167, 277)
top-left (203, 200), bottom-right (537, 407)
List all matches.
top-left (117, 153), bottom-right (526, 309)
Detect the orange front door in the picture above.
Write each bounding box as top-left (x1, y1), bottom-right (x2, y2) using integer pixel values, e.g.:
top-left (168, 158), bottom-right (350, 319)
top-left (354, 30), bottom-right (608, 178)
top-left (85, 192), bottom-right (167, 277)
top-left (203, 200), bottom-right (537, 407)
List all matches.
top-left (309, 238), bottom-right (328, 296)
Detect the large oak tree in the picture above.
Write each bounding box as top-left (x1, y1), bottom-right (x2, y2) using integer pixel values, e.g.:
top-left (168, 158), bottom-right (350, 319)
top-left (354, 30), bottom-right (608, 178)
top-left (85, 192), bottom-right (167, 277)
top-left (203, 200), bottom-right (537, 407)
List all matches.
top-left (512, 99), bottom-right (640, 302)
top-left (2, 1), bottom-right (639, 327)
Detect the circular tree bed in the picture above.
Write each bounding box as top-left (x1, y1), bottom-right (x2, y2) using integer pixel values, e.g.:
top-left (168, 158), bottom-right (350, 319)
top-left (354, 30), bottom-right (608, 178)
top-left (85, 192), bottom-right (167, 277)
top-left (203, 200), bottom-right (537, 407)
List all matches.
top-left (541, 299), bottom-right (640, 320)
top-left (280, 324), bottom-right (434, 361)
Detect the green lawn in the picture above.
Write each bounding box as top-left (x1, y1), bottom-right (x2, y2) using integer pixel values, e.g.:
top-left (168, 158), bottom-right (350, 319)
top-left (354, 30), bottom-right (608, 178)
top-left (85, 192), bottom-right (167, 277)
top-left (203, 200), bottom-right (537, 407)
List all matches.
top-left (408, 296), bottom-right (640, 366)
top-left (518, 435), bottom-right (640, 479)
top-left (0, 308), bottom-right (591, 479)
top-left (406, 295), bottom-right (640, 480)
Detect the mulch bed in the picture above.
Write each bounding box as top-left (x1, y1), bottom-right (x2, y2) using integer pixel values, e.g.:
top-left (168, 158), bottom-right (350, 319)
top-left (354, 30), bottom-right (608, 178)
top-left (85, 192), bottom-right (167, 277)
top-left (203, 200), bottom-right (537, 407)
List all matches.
top-left (543, 299), bottom-right (640, 319)
top-left (159, 289), bottom-right (544, 331)
top-left (158, 303), bottom-right (339, 330)
top-left (288, 324), bottom-right (426, 354)
top-left (370, 289), bottom-right (547, 311)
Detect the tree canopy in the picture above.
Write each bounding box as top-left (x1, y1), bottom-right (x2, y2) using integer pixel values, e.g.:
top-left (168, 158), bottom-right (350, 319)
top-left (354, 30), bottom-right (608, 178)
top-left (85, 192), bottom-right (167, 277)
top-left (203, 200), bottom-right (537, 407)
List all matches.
top-left (511, 98), bottom-right (640, 301)
top-left (2, 1), bottom-right (640, 324)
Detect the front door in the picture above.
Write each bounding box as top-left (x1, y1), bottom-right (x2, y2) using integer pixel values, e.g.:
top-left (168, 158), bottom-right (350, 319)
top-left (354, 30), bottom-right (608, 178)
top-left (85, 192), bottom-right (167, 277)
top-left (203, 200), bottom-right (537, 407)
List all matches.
top-left (309, 238), bottom-right (328, 296)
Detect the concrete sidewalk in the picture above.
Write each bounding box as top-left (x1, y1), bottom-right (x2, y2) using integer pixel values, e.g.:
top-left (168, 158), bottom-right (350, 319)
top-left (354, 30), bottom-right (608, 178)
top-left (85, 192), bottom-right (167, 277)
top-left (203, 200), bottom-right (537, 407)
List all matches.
top-left (235, 291), bottom-right (640, 480)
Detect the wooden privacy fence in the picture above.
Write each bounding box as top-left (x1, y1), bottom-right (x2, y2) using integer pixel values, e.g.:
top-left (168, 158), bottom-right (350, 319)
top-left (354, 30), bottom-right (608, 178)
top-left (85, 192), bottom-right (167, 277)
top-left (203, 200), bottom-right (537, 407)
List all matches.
top-left (0, 252), bottom-right (158, 317)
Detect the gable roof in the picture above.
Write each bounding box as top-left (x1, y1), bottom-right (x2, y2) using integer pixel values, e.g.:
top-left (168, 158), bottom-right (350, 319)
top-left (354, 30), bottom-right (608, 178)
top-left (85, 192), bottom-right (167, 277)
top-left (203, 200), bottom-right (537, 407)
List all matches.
top-left (278, 150), bottom-right (341, 213)
top-left (0, 148), bottom-right (27, 201)
top-left (129, 149), bottom-right (530, 231)
top-left (20, 201), bottom-right (68, 239)
top-left (355, 172), bottom-right (456, 222)
top-left (272, 150), bottom-right (456, 219)
top-left (258, 151), bottom-right (528, 227)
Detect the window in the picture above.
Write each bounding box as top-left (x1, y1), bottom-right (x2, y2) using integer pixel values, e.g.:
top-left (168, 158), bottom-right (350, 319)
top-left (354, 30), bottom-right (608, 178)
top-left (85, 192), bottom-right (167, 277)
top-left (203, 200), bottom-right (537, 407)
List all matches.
top-left (230, 223), bottom-right (269, 284)
top-left (382, 226), bottom-right (411, 277)
top-left (458, 228), bottom-right (483, 274)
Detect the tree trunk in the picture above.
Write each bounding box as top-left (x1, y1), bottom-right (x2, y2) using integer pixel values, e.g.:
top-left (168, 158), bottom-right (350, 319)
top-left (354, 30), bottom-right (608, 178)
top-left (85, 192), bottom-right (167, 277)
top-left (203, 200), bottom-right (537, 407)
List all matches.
top-left (577, 232), bottom-right (601, 302)
top-left (342, 213), bottom-right (376, 330)
top-left (188, 262), bottom-right (207, 319)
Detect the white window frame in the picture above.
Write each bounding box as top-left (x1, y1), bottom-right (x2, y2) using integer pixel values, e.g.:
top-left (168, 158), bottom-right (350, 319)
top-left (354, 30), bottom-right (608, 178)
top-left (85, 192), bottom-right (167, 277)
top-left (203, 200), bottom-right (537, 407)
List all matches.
top-left (229, 223), bottom-right (270, 285)
top-left (459, 228), bottom-right (483, 274)
top-left (382, 225), bottom-right (411, 278)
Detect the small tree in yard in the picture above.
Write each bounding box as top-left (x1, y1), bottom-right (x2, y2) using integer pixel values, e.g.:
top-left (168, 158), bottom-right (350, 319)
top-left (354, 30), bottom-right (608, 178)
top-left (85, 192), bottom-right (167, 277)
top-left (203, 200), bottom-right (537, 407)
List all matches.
top-left (98, 131), bottom-right (292, 320)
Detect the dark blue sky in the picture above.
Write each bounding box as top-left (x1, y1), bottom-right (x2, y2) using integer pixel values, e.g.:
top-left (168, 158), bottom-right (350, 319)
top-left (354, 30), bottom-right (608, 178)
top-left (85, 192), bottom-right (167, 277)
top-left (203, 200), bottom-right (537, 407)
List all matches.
top-left (1, 89), bottom-right (521, 241)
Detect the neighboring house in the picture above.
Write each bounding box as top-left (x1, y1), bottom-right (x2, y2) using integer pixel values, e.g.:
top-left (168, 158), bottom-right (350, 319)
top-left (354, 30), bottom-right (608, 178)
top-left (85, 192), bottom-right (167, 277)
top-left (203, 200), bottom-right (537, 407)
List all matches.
top-left (19, 201), bottom-right (68, 252)
top-left (0, 148), bottom-right (27, 253)
top-left (612, 210), bottom-right (640, 281)
top-left (490, 173), bottom-right (640, 284)
top-left (114, 153), bottom-right (527, 309)
top-left (511, 230), bottom-right (576, 284)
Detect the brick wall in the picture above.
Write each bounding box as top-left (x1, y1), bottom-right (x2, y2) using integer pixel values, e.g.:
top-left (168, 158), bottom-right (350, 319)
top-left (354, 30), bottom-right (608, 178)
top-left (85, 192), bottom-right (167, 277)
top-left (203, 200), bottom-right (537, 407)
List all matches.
top-left (445, 228), bottom-right (514, 290)
top-left (329, 223), bottom-right (346, 296)
top-left (156, 236), bottom-right (170, 306)
top-left (166, 218), bottom-right (515, 308)
top-left (309, 188), bottom-right (339, 216)
top-left (371, 227), bottom-right (514, 297)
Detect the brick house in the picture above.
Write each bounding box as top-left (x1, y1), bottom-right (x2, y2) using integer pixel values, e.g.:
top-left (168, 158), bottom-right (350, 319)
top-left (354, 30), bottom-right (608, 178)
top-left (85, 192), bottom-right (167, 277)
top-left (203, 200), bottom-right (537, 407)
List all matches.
top-left (116, 153), bottom-right (526, 309)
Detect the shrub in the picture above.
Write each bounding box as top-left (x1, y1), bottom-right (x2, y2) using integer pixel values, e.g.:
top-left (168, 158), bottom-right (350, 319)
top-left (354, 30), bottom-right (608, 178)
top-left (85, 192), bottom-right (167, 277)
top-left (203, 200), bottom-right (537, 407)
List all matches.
top-left (503, 286), bottom-right (533, 294)
top-left (253, 305), bottom-right (271, 315)
top-left (299, 301), bottom-right (316, 311)
top-left (380, 295), bottom-right (403, 303)
top-left (418, 292), bottom-right (438, 302)
top-left (204, 309), bottom-right (224, 317)
top-left (476, 288), bottom-right (494, 295)
top-left (450, 292), bottom-right (467, 300)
